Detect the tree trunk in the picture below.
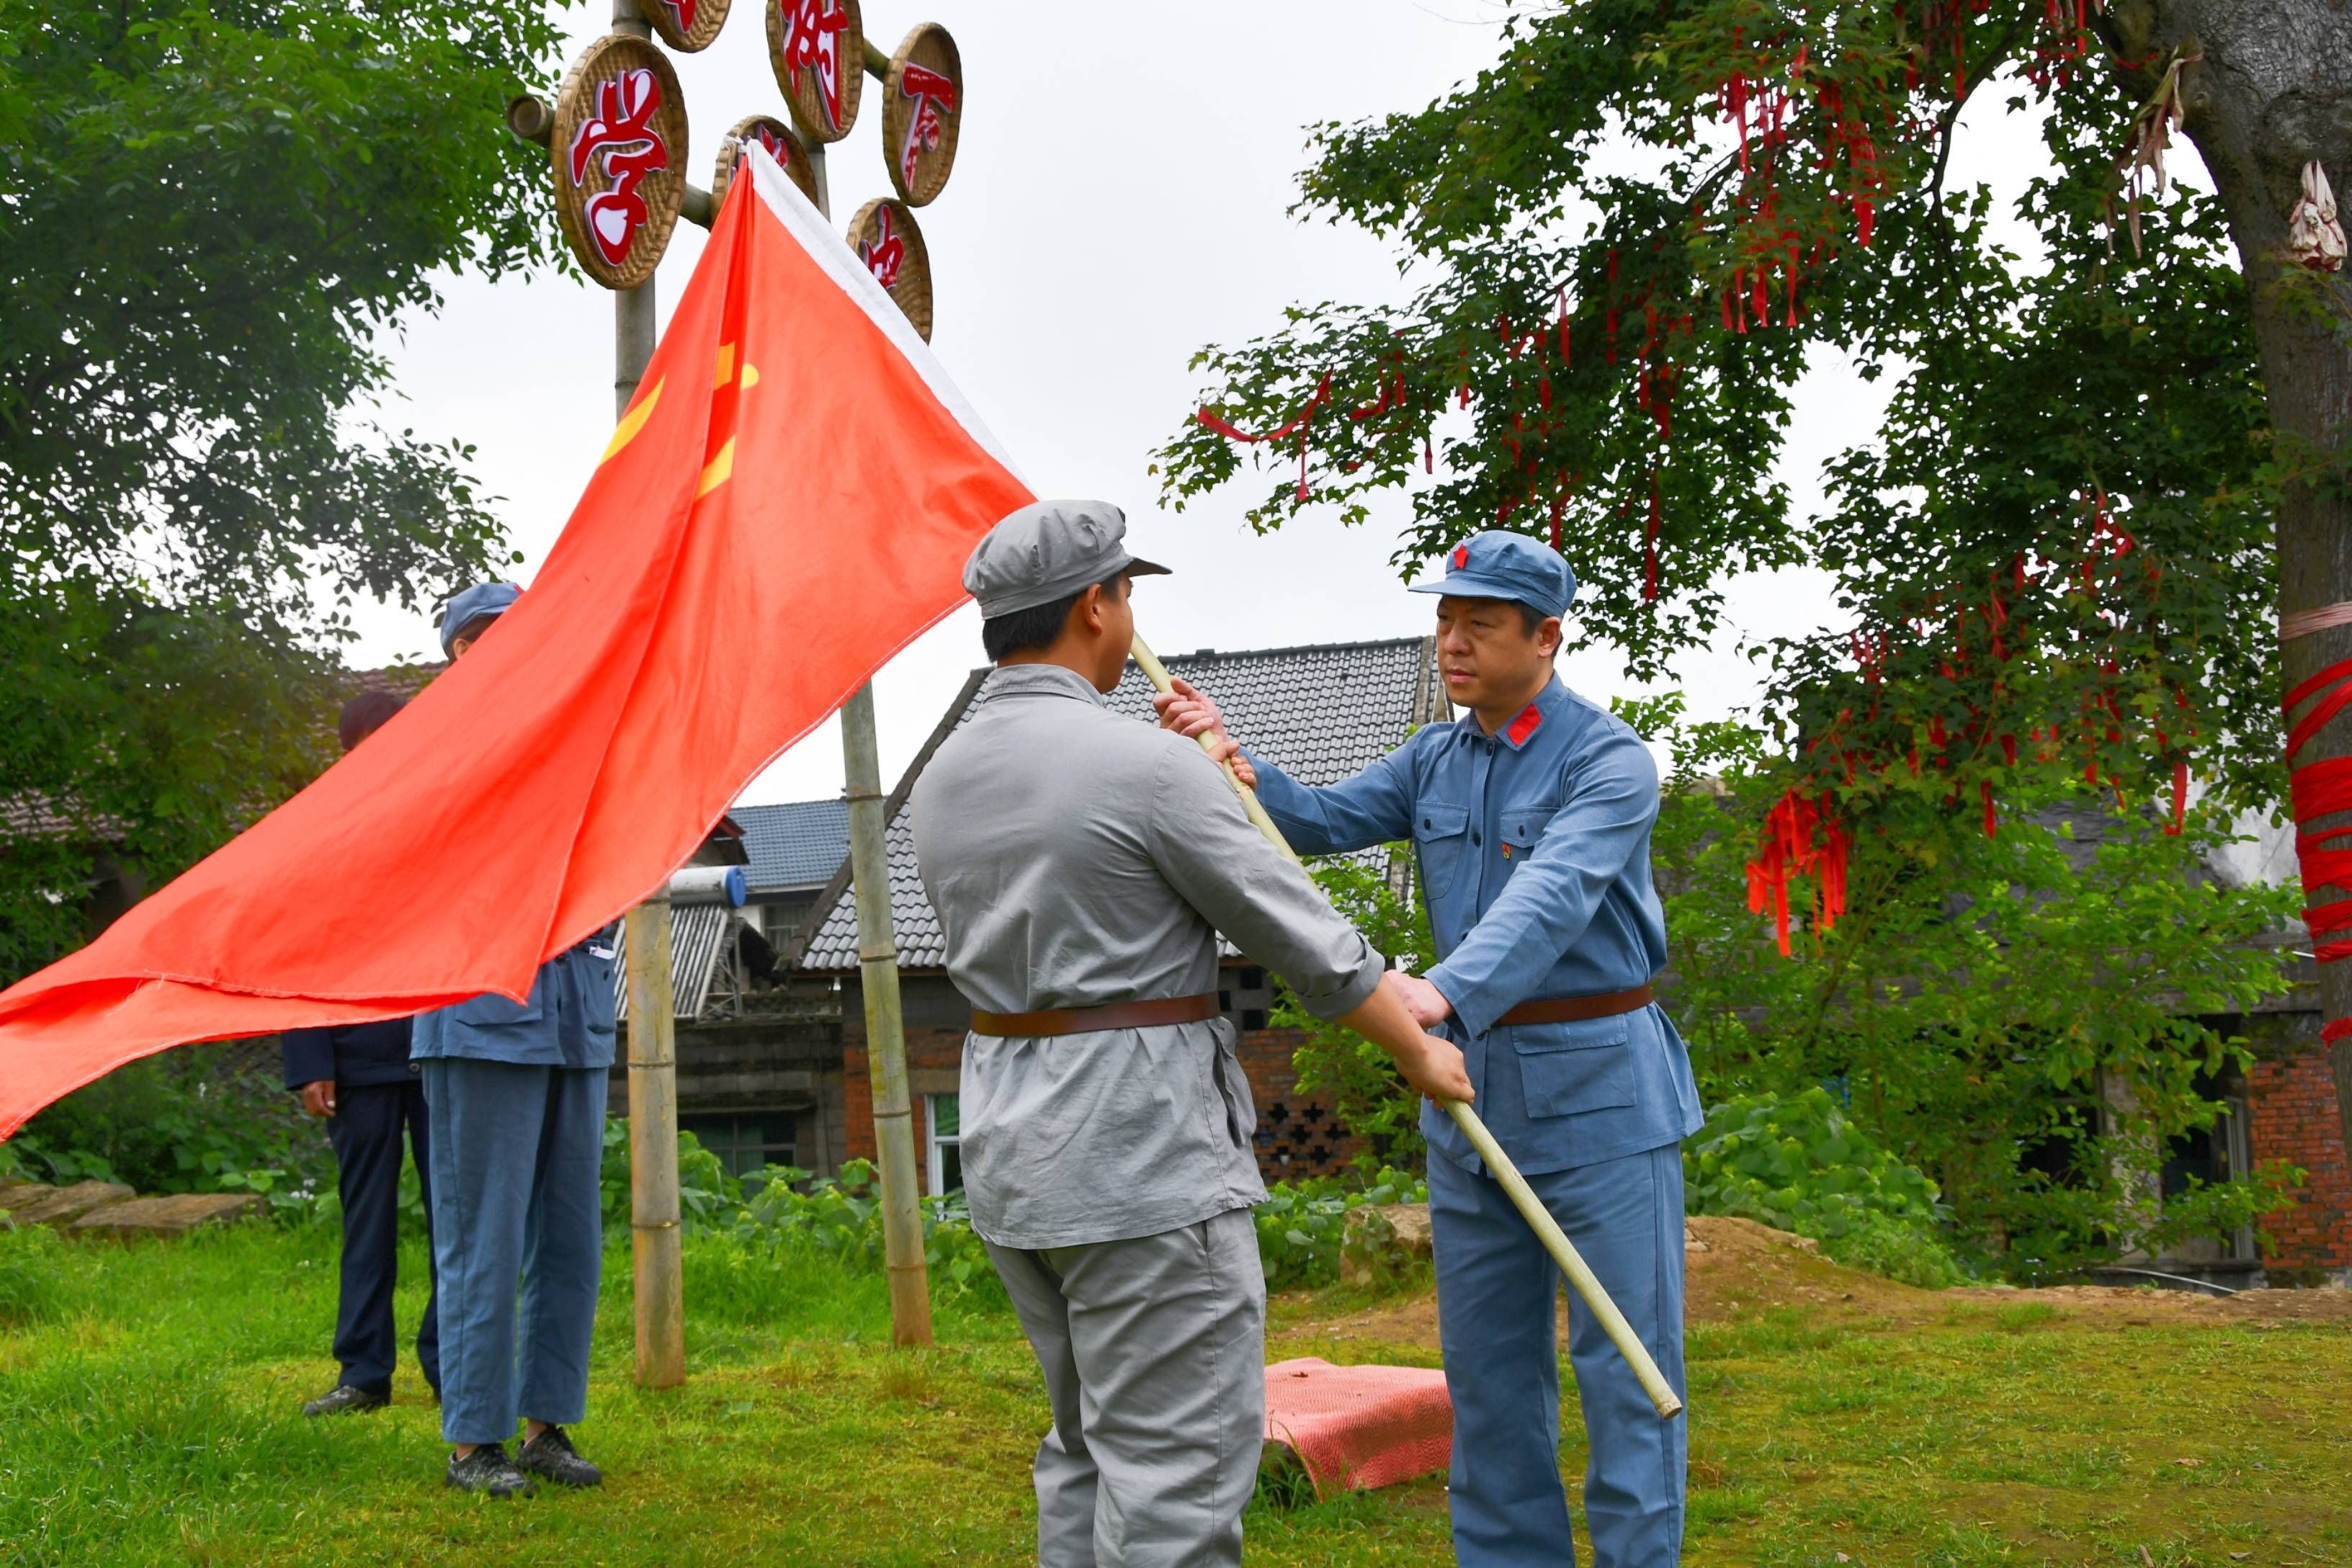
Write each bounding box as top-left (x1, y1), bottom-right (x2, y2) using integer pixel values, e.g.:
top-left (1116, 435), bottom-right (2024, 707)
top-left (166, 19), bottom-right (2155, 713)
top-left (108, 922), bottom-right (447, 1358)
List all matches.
top-left (2145, 0), bottom-right (2352, 1153)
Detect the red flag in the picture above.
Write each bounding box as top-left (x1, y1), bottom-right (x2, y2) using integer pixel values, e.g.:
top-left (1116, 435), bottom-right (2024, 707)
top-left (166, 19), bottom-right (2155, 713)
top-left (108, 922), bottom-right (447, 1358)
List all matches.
top-left (0, 151), bottom-right (1032, 1137)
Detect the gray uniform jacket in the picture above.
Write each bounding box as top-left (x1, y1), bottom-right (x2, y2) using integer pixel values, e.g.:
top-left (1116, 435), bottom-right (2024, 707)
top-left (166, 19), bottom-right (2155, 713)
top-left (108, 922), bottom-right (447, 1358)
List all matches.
top-left (910, 663), bottom-right (1387, 1250)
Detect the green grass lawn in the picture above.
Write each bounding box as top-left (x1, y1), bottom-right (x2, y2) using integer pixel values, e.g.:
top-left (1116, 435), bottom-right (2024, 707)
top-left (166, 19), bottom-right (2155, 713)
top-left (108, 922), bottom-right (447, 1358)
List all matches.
top-left (1, 1222), bottom-right (2346, 1566)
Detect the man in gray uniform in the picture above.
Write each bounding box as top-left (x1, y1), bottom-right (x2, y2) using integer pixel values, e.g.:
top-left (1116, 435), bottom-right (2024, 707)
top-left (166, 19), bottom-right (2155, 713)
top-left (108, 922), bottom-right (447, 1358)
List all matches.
top-left (911, 499), bottom-right (1472, 1568)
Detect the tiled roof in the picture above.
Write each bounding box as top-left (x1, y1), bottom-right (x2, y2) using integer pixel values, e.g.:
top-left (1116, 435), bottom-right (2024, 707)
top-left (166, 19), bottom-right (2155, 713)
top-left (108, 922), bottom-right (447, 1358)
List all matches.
top-left (799, 637), bottom-right (1444, 971)
top-left (733, 799), bottom-right (852, 893)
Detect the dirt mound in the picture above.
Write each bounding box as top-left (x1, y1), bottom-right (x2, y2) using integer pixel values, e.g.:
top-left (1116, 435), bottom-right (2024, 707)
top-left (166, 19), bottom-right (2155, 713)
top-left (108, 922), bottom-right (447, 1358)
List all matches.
top-left (1283, 1213), bottom-right (2352, 1350)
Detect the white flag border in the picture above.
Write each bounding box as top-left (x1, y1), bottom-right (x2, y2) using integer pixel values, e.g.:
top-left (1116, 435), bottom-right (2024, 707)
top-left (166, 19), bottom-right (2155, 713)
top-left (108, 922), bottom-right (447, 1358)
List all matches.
top-left (744, 146), bottom-right (1029, 488)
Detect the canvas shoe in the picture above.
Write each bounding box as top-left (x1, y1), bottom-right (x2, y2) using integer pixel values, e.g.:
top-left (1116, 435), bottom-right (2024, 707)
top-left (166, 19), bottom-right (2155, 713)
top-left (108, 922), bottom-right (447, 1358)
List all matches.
top-left (517, 1425), bottom-right (604, 1488)
top-left (301, 1384), bottom-right (388, 1417)
top-left (445, 1442), bottom-right (537, 1499)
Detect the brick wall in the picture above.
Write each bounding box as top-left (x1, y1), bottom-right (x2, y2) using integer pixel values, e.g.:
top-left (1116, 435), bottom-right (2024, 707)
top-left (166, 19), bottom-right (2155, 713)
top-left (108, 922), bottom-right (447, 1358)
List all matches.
top-left (2247, 1044), bottom-right (2352, 1276)
top-left (841, 1021), bottom-right (967, 1194)
top-left (841, 975), bottom-right (1367, 1189)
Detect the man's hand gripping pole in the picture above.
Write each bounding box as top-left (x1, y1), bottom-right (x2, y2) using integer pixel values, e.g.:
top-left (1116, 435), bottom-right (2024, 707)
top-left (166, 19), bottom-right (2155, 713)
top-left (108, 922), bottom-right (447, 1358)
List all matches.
top-left (1131, 633), bottom-right (1683, 1420)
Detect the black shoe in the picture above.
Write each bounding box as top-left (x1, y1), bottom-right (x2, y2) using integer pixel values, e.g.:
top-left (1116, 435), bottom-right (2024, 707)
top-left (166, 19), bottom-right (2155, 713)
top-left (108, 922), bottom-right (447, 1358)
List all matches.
top-left (302, 1384), bottom-right (388, 1417)
top-left (445, 1443), bottom-right (537, 1498)
top-left (517, 1425), bottom-right (604, 1488)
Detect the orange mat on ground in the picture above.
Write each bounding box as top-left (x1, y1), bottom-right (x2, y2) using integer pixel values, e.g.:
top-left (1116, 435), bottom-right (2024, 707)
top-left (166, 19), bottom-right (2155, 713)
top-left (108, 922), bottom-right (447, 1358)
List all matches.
top-left (1263, 1356), bottom-right (1453, 1497)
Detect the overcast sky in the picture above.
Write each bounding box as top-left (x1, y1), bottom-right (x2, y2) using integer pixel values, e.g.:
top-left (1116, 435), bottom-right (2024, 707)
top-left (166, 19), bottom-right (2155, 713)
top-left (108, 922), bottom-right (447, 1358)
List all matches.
top-left (352, 0), bottom-right (2062, 807)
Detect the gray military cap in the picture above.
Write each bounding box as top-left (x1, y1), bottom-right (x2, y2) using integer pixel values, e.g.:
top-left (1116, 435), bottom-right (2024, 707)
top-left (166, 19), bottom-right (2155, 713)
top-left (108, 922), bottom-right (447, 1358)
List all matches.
top-left (964, 499), bottom-right (1170, 619)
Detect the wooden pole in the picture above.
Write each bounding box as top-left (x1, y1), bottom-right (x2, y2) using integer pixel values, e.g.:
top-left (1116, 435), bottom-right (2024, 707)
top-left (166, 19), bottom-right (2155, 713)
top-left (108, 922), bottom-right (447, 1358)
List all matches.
top-left (623, 890), bottom-right (687, 1388)
top-left (803, 135), bottom-right (933, 1348)
top-left (612, 0), bottom-right (687, 1392)
top-left (841, 684), bottom-right (935, 1347)
top-left (1130, 632), bottom-right (1683, 1420)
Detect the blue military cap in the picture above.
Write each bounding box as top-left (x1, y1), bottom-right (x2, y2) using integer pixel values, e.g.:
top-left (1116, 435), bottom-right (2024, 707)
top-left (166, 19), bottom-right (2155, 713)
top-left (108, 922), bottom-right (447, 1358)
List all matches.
top-left (1407, 532), bottom-right (1577, 620)
top-left (438, 581), bottom-right (522, 656)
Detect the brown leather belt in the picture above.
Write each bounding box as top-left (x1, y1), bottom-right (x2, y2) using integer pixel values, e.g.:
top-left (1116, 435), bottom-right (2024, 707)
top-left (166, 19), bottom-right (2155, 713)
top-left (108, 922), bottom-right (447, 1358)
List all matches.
top-left (968, 993), bottom-right (1223, 1037)
top-left (1496, 985), bottom-right (1654, 1027)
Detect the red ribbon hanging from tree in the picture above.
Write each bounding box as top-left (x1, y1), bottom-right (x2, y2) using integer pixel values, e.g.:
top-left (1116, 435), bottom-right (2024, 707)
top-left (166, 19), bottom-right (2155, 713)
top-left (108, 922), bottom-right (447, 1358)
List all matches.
top-left (1196, 374), bottom-right (1333, 503)
top-left (1746, 789), bottom-right (1850, 957)
top-left (2284, 659), bottom-right (2352, 1003)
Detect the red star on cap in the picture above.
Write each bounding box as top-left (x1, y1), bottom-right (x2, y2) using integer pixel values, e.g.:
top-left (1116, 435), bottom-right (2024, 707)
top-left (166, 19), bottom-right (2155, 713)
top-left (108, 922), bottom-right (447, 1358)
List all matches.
top-left (1452, 544), bottom-right (1470, 569)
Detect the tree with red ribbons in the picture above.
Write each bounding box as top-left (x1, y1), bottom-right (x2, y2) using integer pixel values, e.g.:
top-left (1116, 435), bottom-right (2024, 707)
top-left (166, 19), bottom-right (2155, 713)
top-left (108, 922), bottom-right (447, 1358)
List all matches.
top-left (1159, 5), bottom-right (2352, 1156)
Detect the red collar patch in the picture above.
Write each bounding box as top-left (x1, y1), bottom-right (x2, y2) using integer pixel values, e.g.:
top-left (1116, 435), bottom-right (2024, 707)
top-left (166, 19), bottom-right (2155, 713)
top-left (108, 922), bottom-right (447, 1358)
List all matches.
top-left (1506, 702), bottom-right (1544, 746)
top-left (1452, 544), bottom-right (1470, 569)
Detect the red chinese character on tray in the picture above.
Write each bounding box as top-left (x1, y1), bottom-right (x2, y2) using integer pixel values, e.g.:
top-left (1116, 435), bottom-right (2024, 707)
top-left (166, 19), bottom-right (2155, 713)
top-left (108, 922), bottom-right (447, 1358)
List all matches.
top-left (780, 0), bottom-right (851, 133)
top-left (658, 0), bottom-right (697, 33)
top-left (895, 62), bottom-right (957, 187)
top-left (859, 206), bottom-right (906, 289)
top-left (751, 123), bottom-right (795, 171)
top-left (568, 68), bottom-right (670, 267)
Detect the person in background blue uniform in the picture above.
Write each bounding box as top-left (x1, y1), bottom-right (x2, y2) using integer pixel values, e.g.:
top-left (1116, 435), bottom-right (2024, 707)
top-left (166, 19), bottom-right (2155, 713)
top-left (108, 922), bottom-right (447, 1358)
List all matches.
top-left (1155, 533), bottom-right (1704, 1567)
top-left (412, 581), bottom-right (616, 1500)
top-left (284, 689), bottom-right (439, 1418)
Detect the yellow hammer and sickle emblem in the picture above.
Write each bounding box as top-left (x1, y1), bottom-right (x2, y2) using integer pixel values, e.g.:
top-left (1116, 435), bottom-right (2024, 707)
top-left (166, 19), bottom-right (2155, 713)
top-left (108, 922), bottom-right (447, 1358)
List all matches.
top-left (596, 341), bottom-right (759, 501)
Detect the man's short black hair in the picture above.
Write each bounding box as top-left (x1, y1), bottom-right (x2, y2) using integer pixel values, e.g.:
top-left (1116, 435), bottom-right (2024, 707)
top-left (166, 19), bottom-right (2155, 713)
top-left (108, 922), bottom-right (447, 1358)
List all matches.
top-left (338, 689), bottom-right (407, 753)
top-left (981, 570), bottom-right (1127, 663)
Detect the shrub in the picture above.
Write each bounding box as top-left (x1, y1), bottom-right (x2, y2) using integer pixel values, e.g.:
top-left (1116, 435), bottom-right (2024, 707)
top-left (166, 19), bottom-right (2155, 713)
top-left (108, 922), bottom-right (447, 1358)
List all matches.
top-left (1686, 1088), bottom-right (1966, 1288)
top-left (723, 1159), bottom-right (1003, 1303)
top-left (1253, 1168), bottom-right (1426, 1291)
top-left (10, 1054), bottom-right (334, 1215)
top-left (598, 1117), bottom-right (739, 1232)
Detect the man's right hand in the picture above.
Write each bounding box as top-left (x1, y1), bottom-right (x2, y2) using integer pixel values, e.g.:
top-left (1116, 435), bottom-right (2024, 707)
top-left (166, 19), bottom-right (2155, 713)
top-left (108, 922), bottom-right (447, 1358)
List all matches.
top-left (1153, 677), bottom-right (1228, 743)
top-left (1154, 678), bottom-right (1259, 787)
top-left (1396, 1034), bottom-right (1474, 1106)
top-left (298, 1080), bottom-right (336, 1119)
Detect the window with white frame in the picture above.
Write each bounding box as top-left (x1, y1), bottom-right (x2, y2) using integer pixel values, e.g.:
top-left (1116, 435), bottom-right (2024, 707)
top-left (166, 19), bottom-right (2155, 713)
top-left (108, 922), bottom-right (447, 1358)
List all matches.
top-left (925, 1093), bottom-right (962, 1195)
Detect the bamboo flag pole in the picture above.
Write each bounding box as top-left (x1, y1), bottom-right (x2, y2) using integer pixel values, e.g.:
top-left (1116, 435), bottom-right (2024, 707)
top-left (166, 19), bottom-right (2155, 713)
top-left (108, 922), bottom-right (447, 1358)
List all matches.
top-left (806, 137), bottom-right (933, 1350)
top-left (1130, 634), bottom-right (1683, 1420)
top-left (612, 0), bottom-right (687, 1391)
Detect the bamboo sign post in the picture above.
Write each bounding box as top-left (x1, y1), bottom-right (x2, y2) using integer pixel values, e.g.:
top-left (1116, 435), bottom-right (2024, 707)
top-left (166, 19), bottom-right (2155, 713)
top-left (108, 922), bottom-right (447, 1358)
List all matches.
top-left (1130, 634), bottom-right (1686, 1421)
top-left (511, 0), bottom-right (967, 1356)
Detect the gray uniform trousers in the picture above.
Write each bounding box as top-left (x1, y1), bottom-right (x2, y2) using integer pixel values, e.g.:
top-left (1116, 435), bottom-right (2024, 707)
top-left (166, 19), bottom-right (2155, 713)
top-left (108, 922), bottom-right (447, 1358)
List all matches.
top-left (985, 1208), bottom-right (1267, 1568)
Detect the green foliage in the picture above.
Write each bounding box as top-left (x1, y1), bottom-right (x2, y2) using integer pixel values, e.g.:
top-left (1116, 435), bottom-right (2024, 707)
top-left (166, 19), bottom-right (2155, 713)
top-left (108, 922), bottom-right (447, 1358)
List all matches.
top-left (1155, 4), bottom-right (2282, 841)
top-left (1687, 1089), bottom-right (1964, 1288)
top-left (10, 1054), bottom-right (334, 1211)
top-left (598, 1117), bottom-right (741, 1232)
top-left (1252, 1167), bottom-right (1427, 1291)
top-left (1276, 853), bottom-right (1436, 1166)
top-left (0, 0), bottom-right (565, 982)
top-left (721, 1159), bottom-right (1003, 1303)
top-left (1646, 699), bottom-right (2302, 1279)
top-left (0, 1221), bottom-right (73, 1327)
top-left (2145, 1164), bottom-right (2307, 1260)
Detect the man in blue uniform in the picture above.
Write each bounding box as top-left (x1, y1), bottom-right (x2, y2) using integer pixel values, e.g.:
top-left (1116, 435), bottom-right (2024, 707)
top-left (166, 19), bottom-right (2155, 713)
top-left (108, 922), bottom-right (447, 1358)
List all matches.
top-left (411, 581), bottom-right (615, 1500)
top-left (1155, 533), bottom-right (1702, 1566)
top-left (285, 690), bottom-right (439, 1417)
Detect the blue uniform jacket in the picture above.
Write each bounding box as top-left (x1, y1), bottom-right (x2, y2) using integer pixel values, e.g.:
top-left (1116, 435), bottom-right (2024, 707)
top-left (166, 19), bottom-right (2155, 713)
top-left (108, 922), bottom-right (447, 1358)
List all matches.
top-left (1246, 676), bottom-right (1704, 1175)
top-left (408, 930), bottom-right (620, 1071)
top-left (280, 1018), bottom-right (419, 1091)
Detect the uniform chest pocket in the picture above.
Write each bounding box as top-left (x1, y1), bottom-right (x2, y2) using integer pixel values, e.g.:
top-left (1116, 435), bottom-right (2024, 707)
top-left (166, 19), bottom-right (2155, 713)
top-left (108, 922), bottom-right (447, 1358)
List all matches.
top-left (1412, 802), bottom-right (1472, 904)
top-left (576, 940), bottom-right (619, 1041)
top-left (1515, 1015), bottom-right (1637, 1119)
top-left (1500, 802), bottom-right (1558, 867)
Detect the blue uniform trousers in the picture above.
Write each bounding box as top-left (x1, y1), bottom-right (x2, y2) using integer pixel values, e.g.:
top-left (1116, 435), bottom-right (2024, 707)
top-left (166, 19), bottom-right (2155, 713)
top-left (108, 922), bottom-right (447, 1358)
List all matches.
top-left (420, 1058), bottom-right (607, 1446)
top-left (1431, 1142), bottom-right (1688, 1567)
top-left (325, 1080), bottom-right (439, 1396)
